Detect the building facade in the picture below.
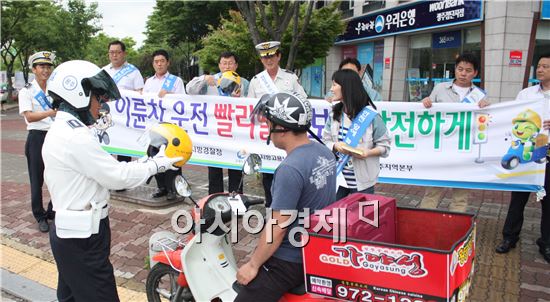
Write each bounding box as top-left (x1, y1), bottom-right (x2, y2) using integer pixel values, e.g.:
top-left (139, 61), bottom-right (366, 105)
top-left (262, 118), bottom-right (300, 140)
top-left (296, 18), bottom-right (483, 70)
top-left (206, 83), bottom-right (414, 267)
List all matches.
top-left (304, 0), bottom-right (550, 102)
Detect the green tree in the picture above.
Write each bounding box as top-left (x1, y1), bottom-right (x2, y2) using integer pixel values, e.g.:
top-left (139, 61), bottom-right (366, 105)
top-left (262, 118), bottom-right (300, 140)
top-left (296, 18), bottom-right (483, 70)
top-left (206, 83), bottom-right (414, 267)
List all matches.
top-left (195, 11), bottom-right (257, 79)
top-left (197, 3), bottom-right (344, 75)
top-left (143, 1), bottom-right (236, 80)
top-left (235, 1), bottom-right (344, 70)
top-left (85, 34), bottom-right (138, 69)
top-left (1, 1), bottom-right (34, 96)
top-left (1, 0), bottom-right (100, 86)
top-left (0, 0), bottom-right (101, 85)
top-left (55, 0), bottom-right (101, 61)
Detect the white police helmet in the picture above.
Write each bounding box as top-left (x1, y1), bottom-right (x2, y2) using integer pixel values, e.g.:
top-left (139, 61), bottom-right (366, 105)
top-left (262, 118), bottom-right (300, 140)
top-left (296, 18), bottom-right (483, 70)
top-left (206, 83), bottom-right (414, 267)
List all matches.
top-left (47, 60), bottom-right (120, 110)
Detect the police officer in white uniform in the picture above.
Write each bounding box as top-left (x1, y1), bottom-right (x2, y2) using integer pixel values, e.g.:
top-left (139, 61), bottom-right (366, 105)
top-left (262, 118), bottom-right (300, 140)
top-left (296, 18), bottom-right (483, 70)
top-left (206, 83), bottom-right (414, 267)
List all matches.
top-left (18, 51), bottom-right (57, 232)
top-left (43, 60), bottom-right (182, 302)
top-left (247, 41), bottom-right (307, 207)
top-left (103, 40), bottom-right (145, 169)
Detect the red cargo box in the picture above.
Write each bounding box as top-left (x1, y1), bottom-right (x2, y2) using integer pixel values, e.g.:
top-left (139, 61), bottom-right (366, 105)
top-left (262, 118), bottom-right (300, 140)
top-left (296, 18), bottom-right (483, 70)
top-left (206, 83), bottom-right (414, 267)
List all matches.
top-left (308, 193), bottom-right (397, 244)
top-left (303, 193), bottom-right (475, 302)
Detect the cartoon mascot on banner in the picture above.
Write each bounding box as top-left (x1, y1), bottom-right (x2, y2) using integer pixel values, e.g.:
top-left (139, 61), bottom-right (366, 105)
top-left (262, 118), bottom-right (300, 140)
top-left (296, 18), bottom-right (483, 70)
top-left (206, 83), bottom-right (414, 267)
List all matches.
top-left (502, 109), bottom-right (548, 170)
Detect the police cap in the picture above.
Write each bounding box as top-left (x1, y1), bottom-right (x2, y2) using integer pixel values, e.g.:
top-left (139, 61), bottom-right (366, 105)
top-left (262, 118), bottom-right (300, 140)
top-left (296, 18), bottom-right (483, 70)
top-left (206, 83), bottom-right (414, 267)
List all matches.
top-left (29, 51), bottom-right (55, 66)
top-left (255, 41), bottom-right (281, 57)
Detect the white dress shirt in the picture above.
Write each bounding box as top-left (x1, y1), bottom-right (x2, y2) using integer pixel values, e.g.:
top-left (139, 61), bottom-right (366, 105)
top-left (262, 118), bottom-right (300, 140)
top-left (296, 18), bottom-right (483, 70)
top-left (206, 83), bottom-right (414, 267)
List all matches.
top-left (102, 62), bottom-right (144, 91)
top-left (143, 72), bottom-right (185, 94)
top-left (18, 79), bottom-right (53, 131)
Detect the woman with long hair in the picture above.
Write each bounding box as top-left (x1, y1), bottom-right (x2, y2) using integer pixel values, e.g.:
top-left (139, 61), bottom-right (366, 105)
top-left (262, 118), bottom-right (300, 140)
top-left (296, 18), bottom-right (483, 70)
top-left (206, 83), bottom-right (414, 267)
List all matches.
top-left (322, 69), bottom-right (391, 200)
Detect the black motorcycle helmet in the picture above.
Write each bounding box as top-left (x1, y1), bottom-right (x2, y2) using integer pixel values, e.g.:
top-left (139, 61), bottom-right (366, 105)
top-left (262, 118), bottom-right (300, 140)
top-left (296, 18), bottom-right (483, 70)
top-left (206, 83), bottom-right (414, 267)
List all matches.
top-left (250, 92), bottom-right (312, 131)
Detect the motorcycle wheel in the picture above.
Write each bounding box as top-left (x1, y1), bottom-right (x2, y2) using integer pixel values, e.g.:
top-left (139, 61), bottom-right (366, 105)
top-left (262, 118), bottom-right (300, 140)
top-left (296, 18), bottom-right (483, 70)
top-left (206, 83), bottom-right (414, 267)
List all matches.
top-left (501, 157), bottom-right (519, 170)
top-left (102, 132), bottom-right (110, 145)
top-left (146, 263), bottom-right (194, 302)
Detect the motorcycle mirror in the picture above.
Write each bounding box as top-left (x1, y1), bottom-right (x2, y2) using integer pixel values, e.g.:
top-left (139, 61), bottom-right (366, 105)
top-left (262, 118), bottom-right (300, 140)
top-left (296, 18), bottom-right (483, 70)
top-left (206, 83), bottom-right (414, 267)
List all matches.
top-left (174, 174), bottom-right (192, 197)
top-left (242, 154), bottom-right (262, 175)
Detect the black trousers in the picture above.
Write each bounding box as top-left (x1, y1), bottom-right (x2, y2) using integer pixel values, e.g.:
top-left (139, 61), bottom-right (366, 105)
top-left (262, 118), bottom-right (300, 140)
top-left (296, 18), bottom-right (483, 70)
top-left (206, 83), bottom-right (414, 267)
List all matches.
top-left (154, 168), bottom-right (181, 193)
top-left (49, 218), bottom-right (119, 302)
top-left (25, 130), bottom-right (53, 222)
top-left (262, 173), bottom-right (273, 208)
top-left (235, 257), bottom-right (304, 302)
top-left (208, 167), bottom-right (243, 194)
top-left (502, 161), bottom-right (550, 246)
top-left (117, 155), bottom-right (131, 163)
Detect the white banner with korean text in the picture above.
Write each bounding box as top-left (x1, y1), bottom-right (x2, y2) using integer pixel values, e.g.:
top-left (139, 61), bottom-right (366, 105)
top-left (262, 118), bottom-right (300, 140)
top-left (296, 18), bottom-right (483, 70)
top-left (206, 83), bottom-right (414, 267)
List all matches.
top-left (100, 90), bottom-right (548, 192)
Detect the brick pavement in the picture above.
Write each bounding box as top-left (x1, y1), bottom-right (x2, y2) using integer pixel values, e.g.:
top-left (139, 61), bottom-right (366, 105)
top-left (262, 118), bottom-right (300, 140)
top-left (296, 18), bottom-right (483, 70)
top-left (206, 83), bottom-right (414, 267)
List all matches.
top-left (1, 105), bottom-right (549, 301)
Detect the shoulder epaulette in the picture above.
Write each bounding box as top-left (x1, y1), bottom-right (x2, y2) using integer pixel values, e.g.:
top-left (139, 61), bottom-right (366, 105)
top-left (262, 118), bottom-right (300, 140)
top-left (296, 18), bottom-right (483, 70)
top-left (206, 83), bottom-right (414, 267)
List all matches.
top-left (24, 83), bottom-right (32, 89)
top-left (283, 69), bottom-right (295, 75)
top-left (66, 119), bottom-right (85, 129)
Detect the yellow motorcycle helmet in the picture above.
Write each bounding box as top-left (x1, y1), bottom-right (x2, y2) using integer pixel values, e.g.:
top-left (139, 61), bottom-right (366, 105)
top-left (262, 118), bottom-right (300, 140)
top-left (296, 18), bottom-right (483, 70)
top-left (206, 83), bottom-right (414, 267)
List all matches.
top-left (149, 123), bottom-right (193, 167)
top-left (217, 71), bottom-right (241, 96)
top-left (512, 109), bottom-right (542, 131)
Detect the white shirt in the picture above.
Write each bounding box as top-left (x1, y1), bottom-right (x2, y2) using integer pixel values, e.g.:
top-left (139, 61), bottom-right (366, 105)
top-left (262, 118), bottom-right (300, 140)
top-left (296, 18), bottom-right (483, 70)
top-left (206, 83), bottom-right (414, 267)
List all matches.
top-left (18, 79), bottom-right (53, 131)
top-left (42, 111), bottom-right (157, 211)
top-left (102, 62), bottom-right (144, 91)
top-left (186, 73), bottom-right (251, 97)
top-left (248, 67), bottom-right (307, 99)
top-left (516, 84), bottom-right (550, 117)
top-left (452, 84), bottom-right (470, 101)
top-left (517, 84), bottom-right (550, 101)
top-left (186, 74), bottom-right (220, 96)
top-left (143, 72), bottom-right (185, 94)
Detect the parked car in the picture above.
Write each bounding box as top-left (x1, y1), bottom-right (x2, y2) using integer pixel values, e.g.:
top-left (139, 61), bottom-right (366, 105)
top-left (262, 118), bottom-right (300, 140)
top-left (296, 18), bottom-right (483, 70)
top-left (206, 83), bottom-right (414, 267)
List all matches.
top-left (0, 83), bottom-right (19, 103)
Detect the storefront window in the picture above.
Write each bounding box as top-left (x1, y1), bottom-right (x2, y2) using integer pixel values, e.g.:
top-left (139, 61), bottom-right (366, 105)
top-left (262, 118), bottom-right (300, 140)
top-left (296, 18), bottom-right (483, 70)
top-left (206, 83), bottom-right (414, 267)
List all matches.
top-left (406, 27), bottom-right (481, 102)
top-left (362, 1), bottom-right (385, 14)
top-left (300, 58), bottom-right (324, 98)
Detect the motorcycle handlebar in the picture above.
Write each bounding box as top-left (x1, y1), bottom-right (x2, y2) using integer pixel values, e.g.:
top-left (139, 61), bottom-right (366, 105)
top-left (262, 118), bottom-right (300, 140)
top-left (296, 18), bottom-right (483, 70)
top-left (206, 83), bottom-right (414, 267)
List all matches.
top-left (244, 198), bottom-right (264, 208)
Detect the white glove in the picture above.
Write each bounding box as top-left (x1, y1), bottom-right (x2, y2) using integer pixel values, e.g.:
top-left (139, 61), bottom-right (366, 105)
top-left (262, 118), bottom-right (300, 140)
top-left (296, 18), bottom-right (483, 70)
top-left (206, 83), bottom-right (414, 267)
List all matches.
top-left (149, 145), bottom-right (183, 174)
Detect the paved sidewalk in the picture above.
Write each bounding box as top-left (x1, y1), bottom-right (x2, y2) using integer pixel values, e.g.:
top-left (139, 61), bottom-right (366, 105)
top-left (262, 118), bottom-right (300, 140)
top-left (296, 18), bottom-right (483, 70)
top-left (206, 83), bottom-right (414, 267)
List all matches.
top-left (1, 105), bottom-right (549, 301)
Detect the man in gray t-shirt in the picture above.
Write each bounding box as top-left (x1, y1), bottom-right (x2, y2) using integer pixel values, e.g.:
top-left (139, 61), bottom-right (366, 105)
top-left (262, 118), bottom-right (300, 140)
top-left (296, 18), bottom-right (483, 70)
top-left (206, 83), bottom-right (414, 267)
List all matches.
top-left (271, 141), bottom-right (337, 263)
top-left (235, 92), bottom-right (336, 302)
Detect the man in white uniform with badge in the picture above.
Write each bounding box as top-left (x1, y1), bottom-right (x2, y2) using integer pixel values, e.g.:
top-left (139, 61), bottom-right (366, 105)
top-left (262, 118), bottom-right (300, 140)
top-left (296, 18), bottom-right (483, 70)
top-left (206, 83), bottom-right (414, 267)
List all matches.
top-left (247, 41), bottom-right (307, 207)
top-left (18, 51), bottom-right (57, 232)
top-left (43, 60), bottom-right (183, 301)
top-left (143, 49), bottom-right (185, 200)
top-left (103, 40), bottom-right (145, 171)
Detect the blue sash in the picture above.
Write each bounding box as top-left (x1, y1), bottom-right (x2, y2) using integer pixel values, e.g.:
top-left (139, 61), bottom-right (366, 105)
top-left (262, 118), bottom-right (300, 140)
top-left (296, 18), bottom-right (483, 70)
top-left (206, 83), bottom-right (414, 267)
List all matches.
top-left (112, 64), bottom-right (137, 84)
top-left (336, 106), bottom-right (378, 175)
top-left (161, 74), bottom-right (177, 92)
top-left (34, 90), bottom-right (52, 110)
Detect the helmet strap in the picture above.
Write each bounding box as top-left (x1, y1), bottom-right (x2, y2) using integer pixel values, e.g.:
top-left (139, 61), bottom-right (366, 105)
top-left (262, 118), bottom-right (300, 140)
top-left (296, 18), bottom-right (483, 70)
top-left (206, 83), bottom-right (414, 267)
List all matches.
top-left (307, 129), bottom-right (326, 146)
top-left (266, 123), bottom-right (291, 145)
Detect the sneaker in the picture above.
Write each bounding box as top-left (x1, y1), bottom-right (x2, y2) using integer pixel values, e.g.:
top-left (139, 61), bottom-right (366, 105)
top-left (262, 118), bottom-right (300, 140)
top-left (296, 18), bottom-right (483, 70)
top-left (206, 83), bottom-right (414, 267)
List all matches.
top-left (38, 219), bottom-right (49, 233)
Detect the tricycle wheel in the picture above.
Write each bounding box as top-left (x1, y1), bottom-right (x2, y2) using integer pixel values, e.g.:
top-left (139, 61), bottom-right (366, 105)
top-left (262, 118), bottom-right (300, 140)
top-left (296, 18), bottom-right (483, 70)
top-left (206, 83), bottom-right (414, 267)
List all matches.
top-left (501, 157), bottom-right (519, 170)
top-left (146, 263), bottom-right (194, 302)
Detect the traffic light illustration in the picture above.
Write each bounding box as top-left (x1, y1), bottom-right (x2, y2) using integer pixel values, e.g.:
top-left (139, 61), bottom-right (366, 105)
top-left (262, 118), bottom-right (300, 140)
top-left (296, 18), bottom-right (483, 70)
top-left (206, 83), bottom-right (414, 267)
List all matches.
top-left (473, 112), bottom-right (490, 144)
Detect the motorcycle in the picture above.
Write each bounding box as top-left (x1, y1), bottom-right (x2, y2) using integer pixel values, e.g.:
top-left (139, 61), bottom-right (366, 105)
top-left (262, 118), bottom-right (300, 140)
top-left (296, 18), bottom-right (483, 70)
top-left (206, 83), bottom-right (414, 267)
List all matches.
top-left (145, 154), bottom-right (335, 302)
top-left (501, 136), bottom-right (547, 169)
